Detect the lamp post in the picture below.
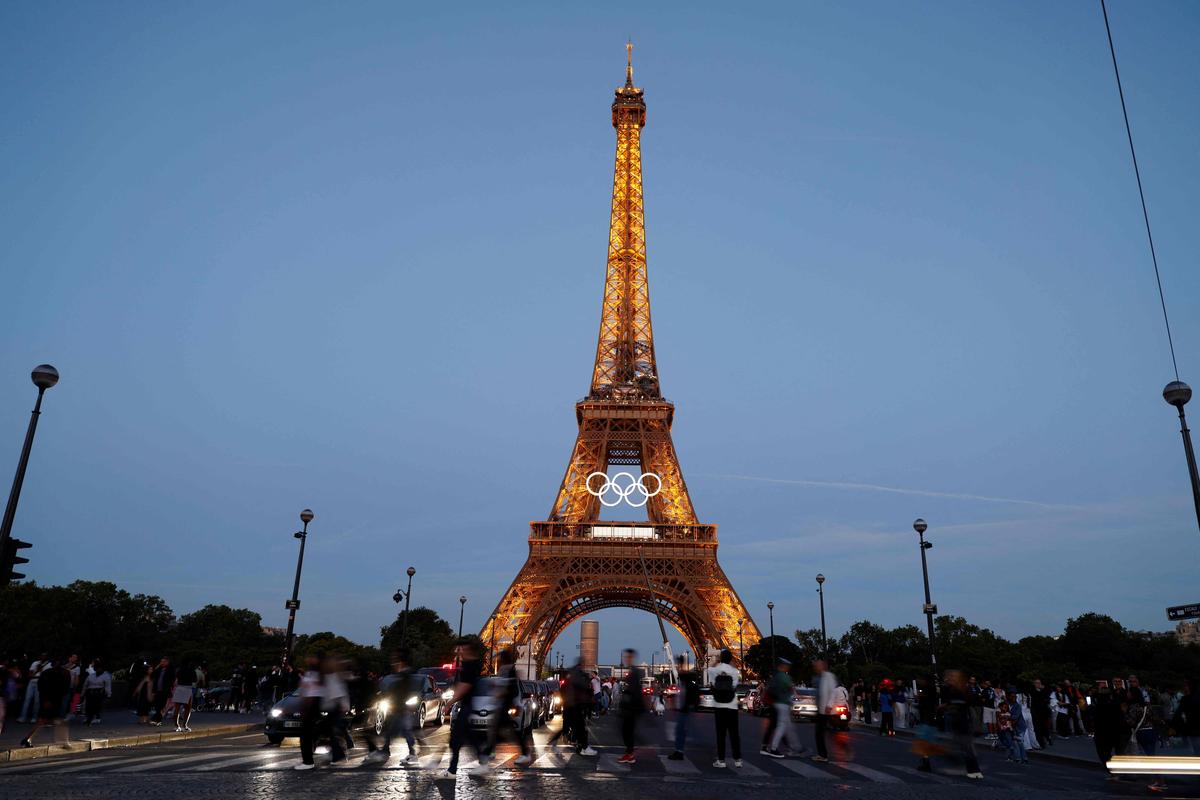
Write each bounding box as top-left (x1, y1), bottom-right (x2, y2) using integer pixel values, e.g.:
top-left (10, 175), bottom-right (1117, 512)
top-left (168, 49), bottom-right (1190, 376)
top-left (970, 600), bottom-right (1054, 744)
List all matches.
top-left (913, 519), bottom-right (938, 676)
top-left (815, 574), bottom-right (827, 657)
top-left (283, 508), bottom-right (314, 664)
top-left (458, 595), bottom-right (467, 639)
top-left (0, 365), bottom-right (59, 571)
top-left (393, 566), bottom-right (416, 649)
top-left (737, 618), bottom-right (745, 668)
top-left (1164, 381), bottom-right (1200, 533)
top-left (768, 601), bottom-right (776, 666)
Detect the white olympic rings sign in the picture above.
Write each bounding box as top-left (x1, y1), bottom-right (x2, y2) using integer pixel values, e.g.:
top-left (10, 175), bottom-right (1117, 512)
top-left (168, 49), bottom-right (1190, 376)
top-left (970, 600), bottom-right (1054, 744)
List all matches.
top-left (586, 471), bottom-right (662, 508)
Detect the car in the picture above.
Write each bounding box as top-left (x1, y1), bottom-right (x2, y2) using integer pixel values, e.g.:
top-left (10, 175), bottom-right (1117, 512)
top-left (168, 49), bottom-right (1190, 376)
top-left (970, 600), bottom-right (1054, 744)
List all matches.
top-left (539, 680), bottom-right (560, 720)
top-left (829, 700), bottom-right (851, 731)
top-left (520, 680), bottom-right (546, 727)
top-left (791, 688), bottom-right (819, 722)
top-left (373, 673), bottom-right (446, 735)
top-left (416, 666), bottom-right (457, 703)
top-left (264, 692), bottom-right (373, 745)
top-left (461, 677), bottom-right (531, 733)
top-left (738, 685), bottom-right (764, 715)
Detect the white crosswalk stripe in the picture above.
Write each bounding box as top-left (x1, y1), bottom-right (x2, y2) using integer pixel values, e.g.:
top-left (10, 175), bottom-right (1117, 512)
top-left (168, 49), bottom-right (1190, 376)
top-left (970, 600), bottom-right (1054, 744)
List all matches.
top-left (1, 755), bottom-right (124, 774)
top-left (886, 764), bottom-right (955, 783)
top-left (728, 759), bottom-right (768, 776)
top-left (833, 762), bottom-right (903, 782)
top-left (596, 752), bottom-right (630, 772)
top-left (112, 751), bottom-right (234, 772)
top-left (532, 750), bottom-right (573, 768)
top-left (51, 753), bottom-right (171, 774)
top-left (192, 751), bottom-right (295, 771)
top-left (659, 754), bottom-right (701, 775)
top-left (774, 758), bottom-right (836, 779)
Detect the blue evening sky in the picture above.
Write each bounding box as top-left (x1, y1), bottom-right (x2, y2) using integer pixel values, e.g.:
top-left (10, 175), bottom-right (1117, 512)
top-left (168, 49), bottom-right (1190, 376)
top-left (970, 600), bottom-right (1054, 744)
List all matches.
top-left (2, 1), bottom-right (1198, 666)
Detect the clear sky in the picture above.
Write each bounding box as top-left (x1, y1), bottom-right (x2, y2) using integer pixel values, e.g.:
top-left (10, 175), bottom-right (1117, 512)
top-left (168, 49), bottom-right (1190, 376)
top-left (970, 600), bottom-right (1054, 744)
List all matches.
top-left (2, 1), bottom-right (1198, 666)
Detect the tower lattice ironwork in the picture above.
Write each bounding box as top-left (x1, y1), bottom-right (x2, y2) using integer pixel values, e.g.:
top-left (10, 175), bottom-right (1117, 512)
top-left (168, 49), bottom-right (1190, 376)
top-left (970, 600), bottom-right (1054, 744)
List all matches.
top-left (481, 45), bottom-right (760, 673)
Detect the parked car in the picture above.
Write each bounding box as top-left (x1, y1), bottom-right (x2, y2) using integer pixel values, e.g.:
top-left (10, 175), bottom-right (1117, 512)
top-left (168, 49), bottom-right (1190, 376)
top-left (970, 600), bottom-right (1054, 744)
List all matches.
top-left (739, 685), bottom-right (765, 715)
top-left (791, 687), bottom-right (819, 722)
top-left (520, 680), bottom-right (547, 728)
top-left (697, 686), bottom-right (714, 711)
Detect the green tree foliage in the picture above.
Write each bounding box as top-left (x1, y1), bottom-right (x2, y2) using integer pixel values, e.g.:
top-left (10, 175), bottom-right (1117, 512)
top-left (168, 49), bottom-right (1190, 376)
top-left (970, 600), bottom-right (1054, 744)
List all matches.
top-left (172, 604), bottom-right (281, 677)
top-left (379, 606), bottom-right (455, 669)
top-left (744, 635), bottom-right (805, 680)
top-left (293, 632), bottom-right (384, 673)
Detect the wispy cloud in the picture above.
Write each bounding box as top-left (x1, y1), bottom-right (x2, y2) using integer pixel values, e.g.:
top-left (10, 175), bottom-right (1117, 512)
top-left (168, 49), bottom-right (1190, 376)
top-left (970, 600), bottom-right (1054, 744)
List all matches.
top-left (697, 473), bottom-right (1087, 512)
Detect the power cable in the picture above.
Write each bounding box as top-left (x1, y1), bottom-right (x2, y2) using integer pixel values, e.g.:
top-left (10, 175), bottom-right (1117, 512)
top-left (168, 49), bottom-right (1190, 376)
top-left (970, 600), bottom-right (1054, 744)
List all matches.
top-left (1100, 0), bottom-right (1180, 380)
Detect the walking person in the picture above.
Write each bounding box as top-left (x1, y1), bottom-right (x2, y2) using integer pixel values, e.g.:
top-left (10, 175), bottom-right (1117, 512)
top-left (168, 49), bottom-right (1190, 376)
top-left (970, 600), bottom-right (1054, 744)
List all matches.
top-left (20, 659), bottom-right (70, 748)
top-left (294, 655), bottom-right (325, 771)
top-left (1003, 690), bottom-right (1029, 764)
top-left (365, 650), bottom-right (419, 765)
top-left (810, 658), bottom-right (839, 763)
top-left (878, 681), bottom-right (896, 736)
top-left (668, 655), bottom-right (696, 760)
top-left (62, 654), bottom-right (81, 720)
top-left (942, 670), bottom-right (984, 779)
top-left (321, 655), bottom-right (351, 763)
top-left (762, 657), bottom-right (798, 758)
top-left (1170, 677), bottom-right (1200, 755)
top-left (131, 664), bottom-right (153, 724)
top-left (549, 659), bottom-right (597, 756)
top-left (172, 659), bottom-right (195, 732)
top-left (149, 656), bottom-right (172, 725)
top-left (709, 649), bottom-right (742, 768)
top-left (82, 659), bottom-right (112, 725)
top-left (1031, 678), bottom-right (1052, 748)
top-left (490, 648), bottom-right (533, 766)
top-left (893, 680), bottom-right (909, 729)
top-left (617, 649), bottom-right (645, 764)
top-left (442, 639), bottom-right (489, 779)
top-left (17, 654), bottom-right (49, 723)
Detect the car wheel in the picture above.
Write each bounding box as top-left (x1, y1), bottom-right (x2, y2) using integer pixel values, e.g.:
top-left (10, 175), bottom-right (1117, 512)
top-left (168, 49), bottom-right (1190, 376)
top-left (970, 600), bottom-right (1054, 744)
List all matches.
top-left (418, 704), bottom-right (427, 728)
top-left (374, 710), bottom-right (386, 736)
top-left (436, 704), bottom-right (445, 726)
top-left (267, 734), bottom-right (284, 745)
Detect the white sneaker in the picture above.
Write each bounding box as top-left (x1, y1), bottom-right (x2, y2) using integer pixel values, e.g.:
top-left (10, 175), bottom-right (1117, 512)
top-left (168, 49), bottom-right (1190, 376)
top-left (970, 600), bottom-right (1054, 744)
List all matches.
top-left (514, 755), bottom-right (531, 766)
top-left (437, 769), bottom-right (456, 779)
top-left (183, 727), bottom-right (192, 733)
top-left (967, 771), bottom-right (984, 779)
top-left (363, 751), bottom-right (387, 764)
top-left (473, 762), bottom-right (493, 776)
top-left (402, 753), bottom-right (417, 765)
top-left (579, 747), bottom-right (598, 756)
top-left (712, 759), bottom-right (726, 768)
top-left (294, 763), bottom-right (316, 771)
top-left (175, 726), bottom-right (183, 732)
top-left (734, 759), bottom-right (743, 768)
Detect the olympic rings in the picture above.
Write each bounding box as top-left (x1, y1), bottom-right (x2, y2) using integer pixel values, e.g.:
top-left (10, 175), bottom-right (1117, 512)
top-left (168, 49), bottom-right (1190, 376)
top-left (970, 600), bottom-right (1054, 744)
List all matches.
top-left (586, 471), bottom-right (662, 508)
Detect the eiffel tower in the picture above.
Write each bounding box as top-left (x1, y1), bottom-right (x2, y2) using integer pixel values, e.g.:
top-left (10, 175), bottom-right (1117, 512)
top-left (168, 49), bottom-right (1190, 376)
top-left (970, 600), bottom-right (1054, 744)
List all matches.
top-left (481, 45), bottom-right (761, 673)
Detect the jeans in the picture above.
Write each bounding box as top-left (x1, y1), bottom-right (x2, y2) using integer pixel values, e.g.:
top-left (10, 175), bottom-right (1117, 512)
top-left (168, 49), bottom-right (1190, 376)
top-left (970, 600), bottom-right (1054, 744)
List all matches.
top-left (20, 683), bottom-right (39, 721)
top-left (1008, 730), bottom-right (1027, 761)
top-left (673, 710), bottom-right (689, 752)
top-left (770, 703), bottom-right (794, 752)
top-left (714, 708), bottom-right (741, 760)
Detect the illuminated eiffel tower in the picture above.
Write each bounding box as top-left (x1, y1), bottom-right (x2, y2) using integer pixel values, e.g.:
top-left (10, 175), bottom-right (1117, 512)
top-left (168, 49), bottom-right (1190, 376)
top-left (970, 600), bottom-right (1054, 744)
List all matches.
top-left (481, 45), bottom-right (760, 672)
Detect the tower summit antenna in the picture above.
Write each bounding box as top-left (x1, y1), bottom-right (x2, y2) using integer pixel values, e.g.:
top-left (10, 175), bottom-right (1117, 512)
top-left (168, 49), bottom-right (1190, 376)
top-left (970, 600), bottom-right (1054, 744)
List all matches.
top-left (626, 39), bottom-right (634, 87)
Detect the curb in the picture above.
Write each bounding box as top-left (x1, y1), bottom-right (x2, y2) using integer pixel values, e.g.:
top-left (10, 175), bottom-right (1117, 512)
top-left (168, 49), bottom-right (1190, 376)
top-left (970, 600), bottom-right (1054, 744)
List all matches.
top-left (848, 721), bottom-right (1102, 771)
top-left (0, 723), bottom-right (263, 764)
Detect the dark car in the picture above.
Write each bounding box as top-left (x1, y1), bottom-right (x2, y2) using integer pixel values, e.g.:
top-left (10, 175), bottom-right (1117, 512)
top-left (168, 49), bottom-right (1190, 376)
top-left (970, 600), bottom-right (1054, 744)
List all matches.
top-left (264, 692), bottom-right (372, 745)
top-left (373, 673), bottom-right (446, 735)
top-left (521, 680), bottom-right (547, 728)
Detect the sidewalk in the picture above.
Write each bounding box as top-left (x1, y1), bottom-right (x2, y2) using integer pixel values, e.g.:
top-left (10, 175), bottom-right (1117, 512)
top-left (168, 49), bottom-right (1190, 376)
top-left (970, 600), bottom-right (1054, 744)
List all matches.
top-left (1, 710), bottom-right (262, 763)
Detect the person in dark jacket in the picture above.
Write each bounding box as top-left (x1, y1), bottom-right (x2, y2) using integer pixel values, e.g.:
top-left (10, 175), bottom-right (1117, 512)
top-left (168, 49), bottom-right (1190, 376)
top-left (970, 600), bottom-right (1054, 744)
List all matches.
top-left (617, 649), bottom-right (645, 764)
top-left (1091, 681), bottom-right (1129, 779)
top-left (1171, 677), bottom-right (1200, 755)
top-left (20, 659), bottom-right (70, 747)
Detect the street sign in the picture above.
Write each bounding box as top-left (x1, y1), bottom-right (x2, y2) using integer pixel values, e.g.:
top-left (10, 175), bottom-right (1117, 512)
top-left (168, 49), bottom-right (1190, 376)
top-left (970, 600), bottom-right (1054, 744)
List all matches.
top-left (1167, 603), bottom-right (1200, 621)
top-left (285, 599), bottom-right (300, 610)
top-left (923, 603), bottom-right (938, 614)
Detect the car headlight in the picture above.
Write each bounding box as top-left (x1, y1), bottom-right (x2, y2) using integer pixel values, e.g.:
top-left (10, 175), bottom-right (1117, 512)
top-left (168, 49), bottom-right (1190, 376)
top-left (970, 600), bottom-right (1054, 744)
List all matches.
top-left (508, 707), bottom-right (518, 716)
top-left (405, 696), bottom-right (418, 707)
top-left (442, 690), bottom-right (454, 701)
top-left (376, 699), bottom-right (391, 715)
top-left (269, 708), bottom-right (283, 718)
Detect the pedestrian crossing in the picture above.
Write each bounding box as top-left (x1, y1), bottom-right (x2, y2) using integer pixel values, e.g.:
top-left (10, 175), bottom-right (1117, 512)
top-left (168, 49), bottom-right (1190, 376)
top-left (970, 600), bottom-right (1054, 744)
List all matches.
top-left (0, 744), bottom-right (1065, 786)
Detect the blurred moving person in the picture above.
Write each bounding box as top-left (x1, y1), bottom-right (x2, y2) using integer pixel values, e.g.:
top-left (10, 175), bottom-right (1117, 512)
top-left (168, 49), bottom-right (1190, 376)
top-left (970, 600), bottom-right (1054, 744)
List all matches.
top-left (669, 655), bottom-right (699, 760)
top-left (617, 649), bottom-right (645, 764)
top-left (442, 639), bottom-right (489, 779)
top-left (81, 659), bottom-right (112, 725)
top-left (294, 655), bottom-right (325, 771)
top-left (20, 658), bottom-right (69, 748)
top-left (321, 655), bottom-right (351, 762)
top-left (762, 658), bottom-right (797, 758)
top-left (490, 647), bottom-right (533, 766)
top-left (942, 670), bottom-right (983, 779)
top-left (548, 659), bottom-right (597, 756)
top-left (366, 649), bottom-right (419, 766)
top-left (172, 659), bottom-right (195, 732)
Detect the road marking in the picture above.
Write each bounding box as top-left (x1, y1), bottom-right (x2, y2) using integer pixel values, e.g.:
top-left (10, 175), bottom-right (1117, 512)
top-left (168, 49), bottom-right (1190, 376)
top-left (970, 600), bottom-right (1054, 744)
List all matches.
top-left (886, 764), bottom-right (954, 784)
top-left (834, 762), bottom-right (903, 782)
top-left (659, 755), bottom-right (701, 775)
top-left (597, 753), bottom-right (630, 773)
top-left (730, 759), bottom-right (769, 777)
top-left (51, 753), bottom-right (172, 773)
top-left (532, 750), bottom-right (573, 768)
top-left (224, 733), bottom-right (266, 741)
top-left (774, 759), bottom-right (835, 779)
top-left (112, 751), bottom-right (235, 772)
top-left (192, 751), bottom-right (295, 771)
top-left (0, 755), bottom-right (124, 774)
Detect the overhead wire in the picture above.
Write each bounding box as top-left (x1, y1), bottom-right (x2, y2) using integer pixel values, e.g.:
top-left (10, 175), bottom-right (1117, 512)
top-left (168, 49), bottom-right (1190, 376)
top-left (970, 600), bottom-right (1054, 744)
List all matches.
top-left (1099, 0), bottom-right (1180, 381)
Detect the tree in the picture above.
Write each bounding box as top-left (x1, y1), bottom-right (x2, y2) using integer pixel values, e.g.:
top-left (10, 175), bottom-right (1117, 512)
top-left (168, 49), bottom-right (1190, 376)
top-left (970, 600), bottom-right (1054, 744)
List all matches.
top-left (379, 607), bottom-right (454, 668)
top-left (172, 604), bottom-right (278, 677)
top-left (744, 636), bottom-right (804, 681)
top-left (293, 632), bottom-right (383, 673)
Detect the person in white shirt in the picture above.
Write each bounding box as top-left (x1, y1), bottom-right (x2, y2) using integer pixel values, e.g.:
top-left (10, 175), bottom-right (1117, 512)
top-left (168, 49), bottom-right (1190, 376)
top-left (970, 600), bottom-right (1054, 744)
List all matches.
top-left (709, 649), bottom-right (743, 768)
top-left (82, 659), bottom-right (112, 725)
top-left (812, 659), bottom-right (838, 763)
top-left (294, 656), bottom-right (324, 771)
top-left (18, 655), bottom-right (49, 723)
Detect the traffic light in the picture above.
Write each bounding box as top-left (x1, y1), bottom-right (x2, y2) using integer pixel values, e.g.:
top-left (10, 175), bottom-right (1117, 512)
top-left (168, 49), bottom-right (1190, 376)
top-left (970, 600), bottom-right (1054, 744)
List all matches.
top-left (0, 537), bottom-right (31, 583)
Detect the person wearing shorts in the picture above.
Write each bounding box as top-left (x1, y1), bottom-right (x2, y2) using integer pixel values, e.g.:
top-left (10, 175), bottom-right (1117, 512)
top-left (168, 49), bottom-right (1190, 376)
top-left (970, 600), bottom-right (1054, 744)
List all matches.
top-left (172, 661), bottom-right (195, 732)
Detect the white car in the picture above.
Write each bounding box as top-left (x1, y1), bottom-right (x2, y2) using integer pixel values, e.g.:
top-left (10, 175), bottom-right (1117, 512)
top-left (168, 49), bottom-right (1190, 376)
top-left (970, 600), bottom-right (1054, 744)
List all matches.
top-left (791, 688), bottom-right (819, 722)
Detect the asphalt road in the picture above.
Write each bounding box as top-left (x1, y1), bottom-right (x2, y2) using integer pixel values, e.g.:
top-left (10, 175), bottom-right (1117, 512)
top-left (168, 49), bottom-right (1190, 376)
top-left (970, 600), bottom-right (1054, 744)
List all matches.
top-left (0, 709), bottom-right (1194, 799)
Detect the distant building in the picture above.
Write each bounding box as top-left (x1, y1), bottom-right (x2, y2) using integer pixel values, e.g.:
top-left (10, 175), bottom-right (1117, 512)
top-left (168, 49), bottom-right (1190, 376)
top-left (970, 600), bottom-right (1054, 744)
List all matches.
top-left (1176, 621), bottom-right (1200, 646)
top-left (261, 626), bottom-right (285, 637)
top-left (580, 620), bottom-right (599, 671)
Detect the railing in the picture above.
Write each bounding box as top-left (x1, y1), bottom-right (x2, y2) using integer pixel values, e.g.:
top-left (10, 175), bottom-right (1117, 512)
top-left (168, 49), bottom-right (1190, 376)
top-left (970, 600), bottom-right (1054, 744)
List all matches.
top-left (529, 521), bottom-right (716, 543)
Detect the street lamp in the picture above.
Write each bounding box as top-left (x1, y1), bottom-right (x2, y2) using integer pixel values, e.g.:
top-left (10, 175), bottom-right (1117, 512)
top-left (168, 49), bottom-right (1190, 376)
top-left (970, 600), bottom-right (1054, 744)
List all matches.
top-left (283, 508), bottom-right (314, 664)
top-left (394, 566), bottom-right (416, 649)
top-left (0, 365), bottom-right (59, 582)
top-left (912, 518), bottom-right (938, 677)
top-left (1164, 381), bottom-right (1200, 534)
top-left (815, 574), bottom-right (827, 657)
top-left (489, 613), bottom-right (498, 674)
top-left (737, 618), bottom-right (745, 668)
top-left (458, 595), bottom-right (467, 639)
top-left (767, 601), bottom-right (776, 667)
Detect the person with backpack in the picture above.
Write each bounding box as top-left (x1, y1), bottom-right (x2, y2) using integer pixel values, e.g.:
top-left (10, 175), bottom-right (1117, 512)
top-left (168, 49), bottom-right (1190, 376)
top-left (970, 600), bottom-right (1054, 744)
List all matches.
top-left (669, 654), bottom-right (700, 760)
top-left (709, 649), bottom-right (742, 768)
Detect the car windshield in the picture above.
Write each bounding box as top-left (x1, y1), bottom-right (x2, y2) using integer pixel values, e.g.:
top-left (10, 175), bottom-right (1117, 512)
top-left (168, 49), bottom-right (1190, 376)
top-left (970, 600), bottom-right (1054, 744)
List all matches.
top-left (796, 689), bottom-right (817, 700)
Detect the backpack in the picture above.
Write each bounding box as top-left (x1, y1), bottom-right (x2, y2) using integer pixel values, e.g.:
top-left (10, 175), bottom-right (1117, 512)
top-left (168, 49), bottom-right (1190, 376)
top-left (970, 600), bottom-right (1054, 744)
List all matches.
top-left (713, 671), bottom-right (736, 704)
top-left (683, 673), bottom-right (701, 710)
